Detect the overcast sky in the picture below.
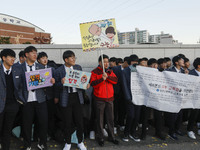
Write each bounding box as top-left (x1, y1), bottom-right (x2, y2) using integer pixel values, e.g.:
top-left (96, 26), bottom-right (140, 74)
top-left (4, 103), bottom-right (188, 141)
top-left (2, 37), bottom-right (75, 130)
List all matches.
top-left (1, 0), bottom-right (200, 44)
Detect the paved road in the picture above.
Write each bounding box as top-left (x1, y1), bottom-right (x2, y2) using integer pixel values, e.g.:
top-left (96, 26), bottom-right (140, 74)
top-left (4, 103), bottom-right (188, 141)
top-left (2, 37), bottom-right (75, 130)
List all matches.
top-left (10, 125), bottom-right (200, 150)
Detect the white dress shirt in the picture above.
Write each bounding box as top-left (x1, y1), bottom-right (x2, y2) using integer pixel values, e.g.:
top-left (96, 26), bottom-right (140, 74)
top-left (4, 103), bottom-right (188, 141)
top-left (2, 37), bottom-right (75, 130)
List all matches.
top-left (26, 62), bottom-right (37, 102)
top-left (64, 65), bottom-right (77, 93)
top-left (3, 64), bottom-right (12, 75)
top-left (195, 69), bottom-right (200, 76)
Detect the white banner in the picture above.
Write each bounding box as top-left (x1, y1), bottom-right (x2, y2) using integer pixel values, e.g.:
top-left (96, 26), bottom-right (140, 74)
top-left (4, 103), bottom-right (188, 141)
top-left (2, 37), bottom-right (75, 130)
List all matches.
top-left (131, 66), bottom-right (200, 113)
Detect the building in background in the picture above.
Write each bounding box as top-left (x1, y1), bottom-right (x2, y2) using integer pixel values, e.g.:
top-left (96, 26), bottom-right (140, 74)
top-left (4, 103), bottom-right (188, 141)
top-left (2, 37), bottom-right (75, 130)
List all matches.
top-left (118, 28), bottom-right (178, 44)
top-left (0, 13), bottom-right (51, 44)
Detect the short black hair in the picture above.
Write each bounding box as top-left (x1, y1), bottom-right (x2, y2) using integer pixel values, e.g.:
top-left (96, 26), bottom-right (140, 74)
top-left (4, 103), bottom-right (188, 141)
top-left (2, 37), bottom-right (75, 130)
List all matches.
top-left (0, 49), bottom-right (16, 61)
top-left (130, 54), bottom-right (139, 62)
top-left (24, 46), bottom-right (37, 56)
top-left (164, 57), bottom-right (171, 62)
top-left (184, 57), bottom-right (189, 63)
top-left (177, 54), bottom-right (185, 59)
top-left (37, 52), bottom-right (48, 61)
top-left (63, 50), bottom-right (75, 62)
top-left (19, 50), bottom-right (25, 58)
top-left (148, 58), bottom-right (157, 66)
top-left (157, 58), bottom-right (166, 65)
top-left (109, 57), bottom-right (117, 62)
top-left (193, 58), bottom-right (200, 69)
top-left (172, 55), bottom-right (183, 66)
top-left (124, 56), bottom-right (130, 65)
top-left (98, 54), bottom-right (109, 62)
top-left (142, 57), bottom-right (148, 61)
top-left (116, 58), bottom-right (123, 65)
top-left (139, 57), bottom-right (148, 64)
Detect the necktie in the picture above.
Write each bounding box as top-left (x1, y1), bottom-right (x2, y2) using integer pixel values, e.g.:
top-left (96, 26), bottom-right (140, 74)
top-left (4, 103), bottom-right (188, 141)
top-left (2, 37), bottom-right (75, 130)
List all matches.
top-left (29, 66), bottom-right (32, 71)
top-left (29, 66), bottom-right (35, 92)
top-left (6, 70), bottom-right (9, 75)
top-left (70, 87), bottom-right (73, 93)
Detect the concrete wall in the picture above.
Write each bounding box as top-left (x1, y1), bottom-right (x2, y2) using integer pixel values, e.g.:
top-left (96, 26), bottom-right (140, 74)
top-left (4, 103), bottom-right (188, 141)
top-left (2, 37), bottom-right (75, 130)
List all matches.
top-left (0, 44), bottom-right (200, 71)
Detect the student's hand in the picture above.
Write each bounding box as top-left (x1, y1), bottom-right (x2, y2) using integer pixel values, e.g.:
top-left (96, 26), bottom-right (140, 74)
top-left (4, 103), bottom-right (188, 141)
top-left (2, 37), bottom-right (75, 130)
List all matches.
top-left (86, 83), bottom-right (90, 89)
top-left (102, 73), bottom-right (108, 80)
top-left (54, 98), bottom-right (59, 104)
top-left (50, 78), bottom-right (55, 84)
top-left (61, 77), bottom-right (65, 84)
top-left (185, 69), bottom-right (189, 74)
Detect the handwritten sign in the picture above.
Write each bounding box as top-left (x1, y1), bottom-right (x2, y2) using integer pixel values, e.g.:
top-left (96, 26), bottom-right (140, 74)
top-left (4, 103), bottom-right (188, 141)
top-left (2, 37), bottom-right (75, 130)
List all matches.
top-left (80, 18), bottom-right (119, 52)
top-left (25, 68), bottom-right (53, 91)
top-left (64, 68), bottom-right (91, 89)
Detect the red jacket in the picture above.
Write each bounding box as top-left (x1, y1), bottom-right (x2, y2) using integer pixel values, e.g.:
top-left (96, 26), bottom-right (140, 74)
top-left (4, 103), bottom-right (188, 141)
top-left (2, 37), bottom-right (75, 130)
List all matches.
top-left (90, 67), bottom-right (118, 102)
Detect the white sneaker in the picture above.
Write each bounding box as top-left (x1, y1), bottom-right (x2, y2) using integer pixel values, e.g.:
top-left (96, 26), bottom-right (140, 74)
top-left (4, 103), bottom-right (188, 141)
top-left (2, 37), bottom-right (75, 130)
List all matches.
top-left (198, 129), bottom-right (200, 136)
top-left (103, 128), bottom-right (108, 137)
top-left (187, 131), bottom-right (196, 139)
top-left (89, 131), bottom-right (95, 140)
top-left (114, 127), bottom-right (117, 134)
top-left (77, 142), bottom-right (87, 150)
top-left (63, 143), bottom-right (71, 150)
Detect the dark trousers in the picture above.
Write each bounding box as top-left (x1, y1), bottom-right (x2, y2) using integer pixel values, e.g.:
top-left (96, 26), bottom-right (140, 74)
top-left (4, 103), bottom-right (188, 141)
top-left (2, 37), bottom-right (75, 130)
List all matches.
top-left (141, 106), bottom-right (151, 136)
top-left (89, 95), bottom-right (97, 132)
top-left (96, 100), bottom-right (115, 140)
top-left (0, 102), bottom-right (19, 150)
top-left (154, 109), bottom-right (164, 135)
top-left (118, 94), bottom-right (126, 126)
top-left (187, 109), bottom-right (199, 131)
top-left (23, 101), bottom-right (48, 148)
top-left (165, 110), bottom-right (183, 135)
top-left (61, 93), bottom-right (84, 144)
top-left (47, 98), bottom-right (56, 138)
top-left (124, 101), bottom-right (141, 136)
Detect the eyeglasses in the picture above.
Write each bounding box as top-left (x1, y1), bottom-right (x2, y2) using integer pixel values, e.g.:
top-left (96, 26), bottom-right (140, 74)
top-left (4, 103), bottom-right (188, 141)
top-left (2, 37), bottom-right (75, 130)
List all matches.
top-left (69, 56), bottom-right (77, 60)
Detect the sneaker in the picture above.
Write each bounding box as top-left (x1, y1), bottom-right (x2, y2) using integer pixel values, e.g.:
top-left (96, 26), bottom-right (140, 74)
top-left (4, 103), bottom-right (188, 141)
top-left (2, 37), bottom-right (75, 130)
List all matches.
top-left (37, 144), bottom-right (48, 150)
top-left (108, 139), bottom-right (119, 145)
top-left (89, 131), bottom-right (95, 140)
top-left (97, 139), bottom-right (104, 147)
top-left (114, 127), bottom-right (117, 135)
top-left (120, 126), bottom-right (125, 131)
top-left (103, 129), bottom-right (108, 137)
top-left (129, 134), bottom-right (140, 142)
top-left (175, 130), bottom-right (183, 136)
top-left (155, 133), bottom-right (166, 140)
top-left (77, 142), bottom-right (87, 150)
top-left (122, 135), bottom-right (129, 142)
top-left (168, 133), bottom-right (178, 140)
top-left (63, 143), bottom-right (71, 150)
top-left (198, 129), bottom-right (200, 136)
top-left (187, 131), bottom-right (196, 139)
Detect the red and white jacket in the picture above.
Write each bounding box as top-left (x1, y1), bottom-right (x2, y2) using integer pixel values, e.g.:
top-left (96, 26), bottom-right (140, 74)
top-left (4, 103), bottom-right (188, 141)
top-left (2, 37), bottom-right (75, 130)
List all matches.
top-left (90, 67), bottom-right (118, 102)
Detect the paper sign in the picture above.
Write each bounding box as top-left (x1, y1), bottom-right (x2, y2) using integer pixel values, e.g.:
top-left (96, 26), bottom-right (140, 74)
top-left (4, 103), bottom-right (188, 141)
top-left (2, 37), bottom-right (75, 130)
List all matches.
top-left (64, 68), bottom-right (91, 90)
top-left (25, 68), bottom-right (53, 91)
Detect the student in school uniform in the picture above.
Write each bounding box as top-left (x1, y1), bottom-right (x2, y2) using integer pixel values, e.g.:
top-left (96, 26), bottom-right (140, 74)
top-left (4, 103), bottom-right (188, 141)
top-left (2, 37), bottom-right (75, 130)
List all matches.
top-left (21, 46), bottom-right (55, 150)
top-left (165, 55), bottom-right (185, 140)
top-left (54, 50), bottom-right (87, 150)
top-left (0, 49), bottom-right (24, 150)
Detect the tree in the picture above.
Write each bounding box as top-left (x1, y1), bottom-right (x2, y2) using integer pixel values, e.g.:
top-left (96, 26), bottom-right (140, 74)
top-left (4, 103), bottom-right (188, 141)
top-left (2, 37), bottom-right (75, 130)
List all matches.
top-left (0, 37), bottom-right (11, 44)
top-left (23, 41), bottom-right (32, 44)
